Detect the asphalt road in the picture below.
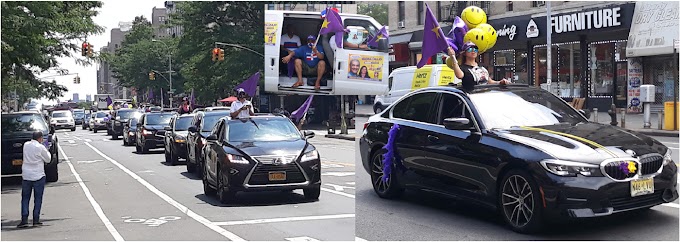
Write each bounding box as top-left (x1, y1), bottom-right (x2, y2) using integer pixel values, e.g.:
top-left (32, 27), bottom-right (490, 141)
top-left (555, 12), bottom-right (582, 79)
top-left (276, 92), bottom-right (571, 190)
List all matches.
top-left (1, 128), bottom-right (356, 241)
top-left (354, 117), bottom-right (680, 241)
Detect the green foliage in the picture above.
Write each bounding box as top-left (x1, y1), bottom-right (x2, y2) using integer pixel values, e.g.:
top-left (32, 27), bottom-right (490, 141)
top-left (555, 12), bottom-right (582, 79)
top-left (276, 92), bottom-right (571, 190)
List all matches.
top-left (358, 3), bottom-right (388, 26)
top-left (1, 1), bottom-right (105, 100)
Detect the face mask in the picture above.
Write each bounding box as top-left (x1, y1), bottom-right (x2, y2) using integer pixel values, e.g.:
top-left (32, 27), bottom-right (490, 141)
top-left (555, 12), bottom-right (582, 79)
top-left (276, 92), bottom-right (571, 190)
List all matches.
top-left (308, 43), bottom-right (314, 48)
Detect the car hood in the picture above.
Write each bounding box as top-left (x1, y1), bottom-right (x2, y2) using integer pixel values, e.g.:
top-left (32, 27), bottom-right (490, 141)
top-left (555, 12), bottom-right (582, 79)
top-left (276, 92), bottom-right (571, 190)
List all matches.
top-left (494, 122), bottom-right (668, 164)
top-left (143, 125), bottom-right (166, 130)
top-left (174, 131), bottom-right (189, 137)
top-left (229, 139), bottom-right (308, 157)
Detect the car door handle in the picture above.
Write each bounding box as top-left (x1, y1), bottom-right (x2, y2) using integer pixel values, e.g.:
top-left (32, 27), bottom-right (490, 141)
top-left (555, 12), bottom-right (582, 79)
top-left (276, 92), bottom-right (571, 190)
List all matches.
top-left (427, 135), bottom-right (439, 143)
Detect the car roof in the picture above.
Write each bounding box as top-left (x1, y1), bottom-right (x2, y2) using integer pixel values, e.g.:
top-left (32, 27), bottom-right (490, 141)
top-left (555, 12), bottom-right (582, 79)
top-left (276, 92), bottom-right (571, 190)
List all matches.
top-left (413, 83), bottom-right (532, 95)
top-left (204, 110), bottom-right (230, 116)
top-left (179, 113), bottom-right (196, 118)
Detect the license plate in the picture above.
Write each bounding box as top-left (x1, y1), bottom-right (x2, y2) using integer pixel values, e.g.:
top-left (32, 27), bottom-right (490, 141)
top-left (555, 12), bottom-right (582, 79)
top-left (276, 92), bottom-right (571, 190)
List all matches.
top-left (115, 123), bottom-right (121, 126)
top-left (268, 171), bottom-right (286, 181)
top-left (631, 177), bottom-right (654, 197)
top-left (12, 159), bottom-right (22, 166)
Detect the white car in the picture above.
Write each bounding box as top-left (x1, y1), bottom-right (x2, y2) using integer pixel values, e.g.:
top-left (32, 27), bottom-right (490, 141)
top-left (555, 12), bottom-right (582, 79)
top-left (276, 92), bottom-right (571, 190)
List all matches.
top-left (51, 110), bottom-right (76, 131)
top-left (90, 111), bottom-right (109, 133)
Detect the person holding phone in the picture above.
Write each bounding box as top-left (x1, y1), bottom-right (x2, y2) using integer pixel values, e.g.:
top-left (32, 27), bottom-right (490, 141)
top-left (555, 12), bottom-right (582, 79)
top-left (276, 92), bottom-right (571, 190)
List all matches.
top-left (230, 88), bottom-right (255, 119)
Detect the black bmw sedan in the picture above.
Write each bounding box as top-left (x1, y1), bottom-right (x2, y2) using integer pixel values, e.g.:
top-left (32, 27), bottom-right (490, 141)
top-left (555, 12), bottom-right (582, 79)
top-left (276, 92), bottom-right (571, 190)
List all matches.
top-left (359, 84), bottom-right (678, 233)
top-left (203, 115), bottom-right (320, 204)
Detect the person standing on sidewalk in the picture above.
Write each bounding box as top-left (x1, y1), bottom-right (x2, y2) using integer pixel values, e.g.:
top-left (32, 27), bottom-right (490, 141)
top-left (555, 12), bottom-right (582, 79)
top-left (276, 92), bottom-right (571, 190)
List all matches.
top-left (17, 131), bottom-right (52, 228)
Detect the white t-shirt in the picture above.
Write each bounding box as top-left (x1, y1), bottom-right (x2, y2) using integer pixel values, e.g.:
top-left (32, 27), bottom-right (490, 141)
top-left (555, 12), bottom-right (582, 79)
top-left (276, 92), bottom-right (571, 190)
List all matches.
top-left (281, 34), bottom-right (301, 52)
top-left (22, 140), bottom-right (52, 181)
top-left (230, 100), bottom-right (254, 119)
top-left (329, 35), bottom-right (340, 50)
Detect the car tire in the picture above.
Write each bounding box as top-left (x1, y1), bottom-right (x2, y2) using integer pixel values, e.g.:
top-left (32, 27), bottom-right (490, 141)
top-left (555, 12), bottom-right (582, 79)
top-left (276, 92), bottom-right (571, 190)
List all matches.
top-left (187, 162), bottom-right (196, 173)
top-left (46, 151), bottom-right (59, 182)
top-left (203, 164), bottom-right (216, 196)
top-left (217, 168), bottom-right (235, 204)
top-left (164, 147), bottom-right (171, 164)
top-left (370, 149), bottom-right (404, 199)
top-left (71, 127), bottom-right (76, 131)
top-left (170, 147), bottom-right (179, 166)
top-left (373, 103), bottom-right (383, 114)
top-left (112, 134), bottom-right (118, 140)
top-left (135, 142), bottom-right (142, 153)
top-left (499, 169), bottom-right (544, 234)
top-left (303, 186), bottom-right (321, 200)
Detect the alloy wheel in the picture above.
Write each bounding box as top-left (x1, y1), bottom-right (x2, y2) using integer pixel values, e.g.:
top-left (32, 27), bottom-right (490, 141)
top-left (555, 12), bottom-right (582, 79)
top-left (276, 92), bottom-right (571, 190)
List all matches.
top-left (501, 175), bottom-right (535, 229)
top-left (371, 152), bottom-right (390, 193)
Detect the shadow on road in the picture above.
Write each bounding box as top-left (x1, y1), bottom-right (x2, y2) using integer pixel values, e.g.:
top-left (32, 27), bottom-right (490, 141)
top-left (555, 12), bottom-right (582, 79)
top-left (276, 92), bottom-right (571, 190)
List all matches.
top-left (133, 150), bottom-right (164, 155)
top-left (195, 190), bottom-right (317, 207)
top-left (2, 178), bottom-right (81, 195)
top-left (180, 172), bottom-right (201, 180)
top-left (1, 218), bottom-right (69, 231)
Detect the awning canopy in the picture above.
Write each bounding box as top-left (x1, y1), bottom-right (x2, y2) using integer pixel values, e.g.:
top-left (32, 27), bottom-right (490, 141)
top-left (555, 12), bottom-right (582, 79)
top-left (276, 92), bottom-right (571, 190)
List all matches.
top-left (390, 33), bottom-right (413, 44)
top-left (218, 96), bottom-right (237, 103)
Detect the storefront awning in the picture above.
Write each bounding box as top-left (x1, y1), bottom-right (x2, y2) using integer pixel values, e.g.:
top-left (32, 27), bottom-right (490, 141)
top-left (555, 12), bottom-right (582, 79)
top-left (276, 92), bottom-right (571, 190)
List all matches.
top-left (626, 1), bottom-right (679, 57)
top-left (390, 33), bottom-right (413, 44)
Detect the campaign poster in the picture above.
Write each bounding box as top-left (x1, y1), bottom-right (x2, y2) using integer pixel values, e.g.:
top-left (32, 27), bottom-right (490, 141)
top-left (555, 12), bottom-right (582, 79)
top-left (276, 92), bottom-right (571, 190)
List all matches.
top-left (264, 22), bottom-right (278, 46)
top-left (627, 57), bottom-right (642, 113)
top-left (347, 54), bottom-right (384, 81)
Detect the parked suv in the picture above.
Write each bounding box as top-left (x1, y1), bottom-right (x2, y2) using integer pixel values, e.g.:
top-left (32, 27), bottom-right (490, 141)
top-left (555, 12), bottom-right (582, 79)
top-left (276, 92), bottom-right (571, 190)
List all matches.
top-left (135, 112), bottom-right (174, 154)
top-left (1, 111), bottom-right (59, 182)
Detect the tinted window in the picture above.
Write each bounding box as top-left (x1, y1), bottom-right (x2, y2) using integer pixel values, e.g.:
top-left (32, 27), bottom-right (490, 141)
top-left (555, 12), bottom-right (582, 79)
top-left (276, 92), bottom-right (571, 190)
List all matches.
top-left (202, 114), bottom-right (227, 131)
top-left (1, 114), bottom-right (48, 132)
top-left (469, 89), bottom-right (586, 129)
top-left (74, 113), bottom-right (85, 119)
top-left (438, 93), bottom-right (469, 124)
top-left (174, 117), bottom-right (193, 131)
top-left (228, 118), bottom-right (301, 142)
top-left (392, 92), bottom-right (437, 123)
top-left (53, 112), bottom-right (71, 118)
top-left (96, 112), bottom-right (107, 118)
top-left (145, 114), bottom-right (173, 125)
top-left (117, 110), bottom-right (137, 120)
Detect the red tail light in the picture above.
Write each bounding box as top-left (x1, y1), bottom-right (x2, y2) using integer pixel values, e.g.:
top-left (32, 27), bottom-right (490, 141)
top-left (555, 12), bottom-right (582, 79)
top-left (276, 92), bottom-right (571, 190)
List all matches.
top-left (363, 123), bottom-right (369, 130)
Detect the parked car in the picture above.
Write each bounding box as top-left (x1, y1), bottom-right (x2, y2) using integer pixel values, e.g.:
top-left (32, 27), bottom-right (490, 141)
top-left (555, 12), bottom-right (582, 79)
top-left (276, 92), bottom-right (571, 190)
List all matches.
top-left (111, 108), bottom-right (140, 140)
top-left (186, 111), bottom-right (230, 176)
top-left (73, 109), bottom-right (85, 125)
top-left (90, 111), bottom-right (109, 133)
top-left (50, 110), bottom-right (76, 131)
top-left (360, 84), bottom-right (678, 233)
top-left (164, 114), bottom-right (195, 165)
top-left (203, 115), bottom-right (320, 203)
top-left (135, 112), bottom-right (174, 154)
top-left (123, 115), bottom-right (141, 146)
top-left (1, 111), bottom-right (59, 182)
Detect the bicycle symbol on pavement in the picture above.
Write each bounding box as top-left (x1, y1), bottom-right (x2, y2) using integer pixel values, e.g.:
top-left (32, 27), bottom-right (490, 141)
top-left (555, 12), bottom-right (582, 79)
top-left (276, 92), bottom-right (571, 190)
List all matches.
top-left (122, 216), bottom-right (181, 227)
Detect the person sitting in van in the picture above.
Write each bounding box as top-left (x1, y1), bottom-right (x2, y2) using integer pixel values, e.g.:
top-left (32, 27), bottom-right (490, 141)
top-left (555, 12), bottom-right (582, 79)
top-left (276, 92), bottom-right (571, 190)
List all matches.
top-left (330, 33), bottom-right (369, 50)
top-left (280, 25), bottom-right (301, 76)
top-left (447, 42), bottom-right (510, 91)
top-left (282, 35), bottom-right (326, 90)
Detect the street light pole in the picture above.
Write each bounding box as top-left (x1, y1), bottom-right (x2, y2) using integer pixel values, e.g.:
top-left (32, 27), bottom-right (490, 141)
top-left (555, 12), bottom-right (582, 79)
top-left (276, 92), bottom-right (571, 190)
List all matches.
top-left (153, 39), bottom-right (173, 108)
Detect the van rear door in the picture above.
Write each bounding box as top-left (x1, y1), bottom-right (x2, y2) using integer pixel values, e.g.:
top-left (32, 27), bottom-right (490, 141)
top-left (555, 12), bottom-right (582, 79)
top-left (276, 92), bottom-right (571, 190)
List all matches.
top-left (264, 11), bottom-right (284, 94)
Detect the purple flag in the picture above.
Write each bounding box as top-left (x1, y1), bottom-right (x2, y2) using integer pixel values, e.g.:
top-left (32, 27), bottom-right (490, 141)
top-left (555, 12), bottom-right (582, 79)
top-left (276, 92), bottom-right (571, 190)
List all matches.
top-left (367, 26), bottom-right (389, 48)
top-left (445, 16), bottom-right (469, 54)
top-left (234, 72), bottom-right (260, 97)
top-left (291, 95), bottom-right (314, 122)
top-left (106, 96), bottom-right (112, 107)
top-left (319, 7), bottom-right (346, 48)
top-left (417, 3), bottom-right (449, 68)
top-left (148, 88), bottom-right (154, 101)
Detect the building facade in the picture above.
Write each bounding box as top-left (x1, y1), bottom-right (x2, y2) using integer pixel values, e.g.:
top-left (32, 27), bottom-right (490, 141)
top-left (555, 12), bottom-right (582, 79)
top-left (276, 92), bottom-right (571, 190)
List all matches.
top-left (164, 1), bottom-right (183, 38)
top-left (98, 25), bottom-right (130, 99)
top-left (265, 2), bottom-right (357, 13)
top-left (151, 7), bottom-right (169, 38)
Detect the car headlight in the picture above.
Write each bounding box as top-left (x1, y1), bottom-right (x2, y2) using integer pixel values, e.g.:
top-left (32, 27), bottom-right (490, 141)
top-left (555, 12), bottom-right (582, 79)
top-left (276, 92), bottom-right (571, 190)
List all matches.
top-left (227, 154), bottom-right (249, 164)
top-left (663, 149), bottom-right (673, 166)
top-left (300, 150), bottom-right (319, 162)
top-left (142, 130), bottom-right (154, 135)
top-left (540, 159), bottom-right (601, 177)
top-left (175, 137), bottom-right (186, 143)
top-left (129, 132), bottom-right (134, 135)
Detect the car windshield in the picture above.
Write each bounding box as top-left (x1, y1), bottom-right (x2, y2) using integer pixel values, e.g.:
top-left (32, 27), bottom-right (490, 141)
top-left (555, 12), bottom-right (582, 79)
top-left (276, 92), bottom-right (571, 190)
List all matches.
top-left (117, 111), bottom-right (136, 120)
top-left (175, 117), bottom-right (193, 131)
top-left (74, 113), bottom-right (85, 118)
top-left (228, 118), bottom-right (301, 142)
top-left (52, 112), bottom-right (71, 118)
top-left (468, 89), bottom-right (586, 130)
top-left (96, 112), bottom-right (107, 118)
top-left (1, 114), bottom-right (48, 133)
top-left (202, 114), bottom-right (228, 131)
top-left (130, 118), bottom-right (138, 126)
top-left (146, 114), bottom-right (173, 125)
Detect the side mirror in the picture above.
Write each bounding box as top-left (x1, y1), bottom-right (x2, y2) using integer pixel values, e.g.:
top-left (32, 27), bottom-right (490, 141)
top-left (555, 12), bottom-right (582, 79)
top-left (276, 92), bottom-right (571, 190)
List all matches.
top-left (164, 126), bottom-right (172, 131)
top-left (443, 118), bottom-right (473, 130)
top-left (377, 38), bottom-right (389, 53)
top-left (578, 109), bottom-right (591, 119)
top-left (136, 122), bottom-right (142, 127)
top-left (207, 134), bottom-right (218, 141)
top-left (303, 130), bottom-right (315, 139)
top-left (188, 126), bottom-right (197, 133)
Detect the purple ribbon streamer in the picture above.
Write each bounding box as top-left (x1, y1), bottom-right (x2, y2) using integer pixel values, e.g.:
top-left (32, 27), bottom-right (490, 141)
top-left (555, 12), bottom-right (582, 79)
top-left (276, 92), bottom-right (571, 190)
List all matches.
top-left (382, 124), bottom-right (400, 183)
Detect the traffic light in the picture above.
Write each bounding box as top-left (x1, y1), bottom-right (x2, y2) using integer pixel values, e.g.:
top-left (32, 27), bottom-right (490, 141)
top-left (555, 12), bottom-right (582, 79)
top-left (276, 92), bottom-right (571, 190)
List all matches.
top-left (73, 76), bottom-right (80, 84)
top-left (82, 42), bottom-right (88, 56)
top-left (149, 71), bottom-right (155, 80)
top-left (218, 48), bottom-right (225, 61)
top-left (212, 48), bottom-right (220, 61)
top-left (87, 44), bottom-right (94, 57)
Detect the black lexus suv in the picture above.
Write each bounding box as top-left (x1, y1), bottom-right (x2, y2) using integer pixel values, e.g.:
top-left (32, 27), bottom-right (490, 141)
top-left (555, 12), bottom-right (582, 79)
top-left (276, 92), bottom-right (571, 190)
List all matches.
top-left (1, 111), bottom-right (60, 182)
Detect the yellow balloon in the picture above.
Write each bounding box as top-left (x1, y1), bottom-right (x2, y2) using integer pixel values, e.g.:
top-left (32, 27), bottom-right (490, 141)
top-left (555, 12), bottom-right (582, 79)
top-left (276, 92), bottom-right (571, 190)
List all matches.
top-left (461, 6), bottom-right (487, 29)
top-left (463, 28), bottom-right (489, 53)
top-left (108, 105), bottom-right (113, 110)
top-left (476, 23), bottom-right (497, 53)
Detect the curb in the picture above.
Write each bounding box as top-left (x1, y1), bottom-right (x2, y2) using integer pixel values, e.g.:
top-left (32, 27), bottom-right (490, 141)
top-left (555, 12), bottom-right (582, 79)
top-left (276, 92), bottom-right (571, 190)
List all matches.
top-left (324, 134), bottom-right (356, 141)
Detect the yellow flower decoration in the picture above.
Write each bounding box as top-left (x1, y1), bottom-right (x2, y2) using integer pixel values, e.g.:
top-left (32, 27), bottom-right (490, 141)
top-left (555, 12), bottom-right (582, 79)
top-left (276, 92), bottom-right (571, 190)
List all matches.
top-left (627, 161), bottom-right (637, 174)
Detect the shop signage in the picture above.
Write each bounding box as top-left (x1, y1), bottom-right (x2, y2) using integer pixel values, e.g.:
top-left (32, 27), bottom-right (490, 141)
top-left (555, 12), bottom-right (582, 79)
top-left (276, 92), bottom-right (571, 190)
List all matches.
top-left (526, 19), bottom-right (539, 38)
top-left (627, 57), bottom-right (643, 113)
top-left (550, 7), bottom-right (622, 34)
top-left (626, 1), bottom-right (679, 57)
top-left (497, 24), bottom-right (518, 40)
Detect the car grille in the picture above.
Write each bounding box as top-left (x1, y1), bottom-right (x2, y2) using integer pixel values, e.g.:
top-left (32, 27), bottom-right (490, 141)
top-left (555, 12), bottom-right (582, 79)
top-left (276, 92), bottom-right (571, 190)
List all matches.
top-left (639, 155), bottom-right (663, 175)
top-left (247, 163), bottom-right (307, 185)
top-left (610, 191), bottom-right (663, 211)
top-left (58, 120), bottom-right (67, 123)
top-left (604, 160), bottom-right (639, 180)
top-left (2, 140), bottom-right (30, 153)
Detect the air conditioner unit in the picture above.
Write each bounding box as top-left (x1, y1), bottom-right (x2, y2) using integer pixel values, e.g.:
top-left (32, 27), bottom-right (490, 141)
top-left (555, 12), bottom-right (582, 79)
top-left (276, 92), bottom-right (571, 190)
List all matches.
top-left (398, 21), bottom-right (405, 28)
top-left (536, 1), bottom-right (546, 7)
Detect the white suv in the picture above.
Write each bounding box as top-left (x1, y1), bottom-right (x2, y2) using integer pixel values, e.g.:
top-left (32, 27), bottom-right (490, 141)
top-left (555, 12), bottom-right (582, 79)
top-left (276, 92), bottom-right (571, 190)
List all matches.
top-left (51, 110), bottom-right (76, 131)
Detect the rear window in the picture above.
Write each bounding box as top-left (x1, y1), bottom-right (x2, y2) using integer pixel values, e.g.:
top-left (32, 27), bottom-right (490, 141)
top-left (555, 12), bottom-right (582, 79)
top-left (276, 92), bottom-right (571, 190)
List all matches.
top-left (53, 112), bottom-right (72, 118)
top-left (1, 114), bottom-right (49, 133)
top-left (96, 112), bottom-right (107, 118)
top-left (117, 110), bottom-right (137, 120)
top-left (175, 117), bottom-right (193, 131)
top-left (146, 114), bottom-right (173, 125)
top-left (202, 114), bottom-right (228, 131)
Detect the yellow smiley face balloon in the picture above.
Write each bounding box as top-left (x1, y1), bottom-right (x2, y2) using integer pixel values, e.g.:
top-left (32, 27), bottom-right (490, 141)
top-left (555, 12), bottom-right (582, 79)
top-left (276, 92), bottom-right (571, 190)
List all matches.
top-left (463, 28), bottom-right (489, 53)
top-left (475, 23), bottom-right (497, 53)
top-left (461, 6), bottom-right (487, 29)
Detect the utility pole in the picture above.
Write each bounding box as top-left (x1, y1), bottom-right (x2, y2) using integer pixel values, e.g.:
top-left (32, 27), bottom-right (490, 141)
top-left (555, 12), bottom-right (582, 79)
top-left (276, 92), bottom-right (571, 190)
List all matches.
top-left (546, 1), bottom-right (552, 94)
top-left (152, 39), bottom-right (173, 108)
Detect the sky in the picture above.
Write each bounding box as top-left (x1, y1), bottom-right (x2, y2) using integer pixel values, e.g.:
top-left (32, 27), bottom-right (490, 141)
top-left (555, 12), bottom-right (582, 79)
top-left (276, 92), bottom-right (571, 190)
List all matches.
top-left (37, 0), bottom-right (166, 105)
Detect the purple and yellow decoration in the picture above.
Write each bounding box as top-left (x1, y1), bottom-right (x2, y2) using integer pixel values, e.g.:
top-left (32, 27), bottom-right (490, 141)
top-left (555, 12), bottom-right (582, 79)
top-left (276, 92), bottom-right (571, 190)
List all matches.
top-left (439, 6), bottom-right (497, 70)
top-left (619, 161), bottom-right (637, 175)
top-left (381, 123), bottom-right (402, 182)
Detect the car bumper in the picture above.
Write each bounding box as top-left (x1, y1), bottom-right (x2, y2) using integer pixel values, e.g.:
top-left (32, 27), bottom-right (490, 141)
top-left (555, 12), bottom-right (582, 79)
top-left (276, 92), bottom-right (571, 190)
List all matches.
top-left (172, 142), bottom-right (188, 158)
top-left (113, 124), bottom-right (125, 135)
top-left (538, 162), bottom-right (678, 218)
top-left (142, 137), bottom-right (165, 148)
top-left (226, 159), bottom-right (322, 192)
top-left (52, 123), bottom-right (75, 129)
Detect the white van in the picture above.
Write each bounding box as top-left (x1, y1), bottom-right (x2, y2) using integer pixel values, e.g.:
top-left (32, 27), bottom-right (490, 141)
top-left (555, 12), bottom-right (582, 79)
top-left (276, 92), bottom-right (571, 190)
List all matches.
top-left (264, 10), bottom-right (390, 95)
top-left (373, 64), bottom-right (462, 113)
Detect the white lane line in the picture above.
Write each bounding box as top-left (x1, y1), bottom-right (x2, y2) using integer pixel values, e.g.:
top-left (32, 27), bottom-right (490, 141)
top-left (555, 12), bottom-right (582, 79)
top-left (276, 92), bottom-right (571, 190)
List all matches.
top-left (668, 147), bottom-right (679, 150)
top-left (67, 140), bottom-right (75, 144)
top-left (285, 236), bottom-right (319, 241)
top-left (662, 142), bottom-right (679, 145)
top-left (661, 203), bottom-right (680, 209)
top-left (59, 145), bottom-right (124, 241)
top-left (1, 174), bottom-right (23, 178)
top-left (83, 142), bottom-right (245, 241)
top-left (321, 187), bottom-right (355, 199)
top-left (73, 136), bottom-right (83, 141)
top-left (85, 139), bottom-right (92, 142)
top-left (355, 237), bottom-right (368, 241)
top-left (212, 214), bottom-right (355, 226)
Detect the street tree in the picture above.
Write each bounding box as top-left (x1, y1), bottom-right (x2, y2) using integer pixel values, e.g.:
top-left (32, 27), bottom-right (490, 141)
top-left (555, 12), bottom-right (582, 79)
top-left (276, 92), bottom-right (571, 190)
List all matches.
top-left (358, 3), bottom-right (388, 26)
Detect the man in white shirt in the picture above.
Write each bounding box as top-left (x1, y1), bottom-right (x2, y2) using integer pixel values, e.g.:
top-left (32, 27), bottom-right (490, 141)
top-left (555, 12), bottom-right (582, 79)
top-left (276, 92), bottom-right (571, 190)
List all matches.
top-left (18, 131), bottom-right (52, 228)
top-left (230, 88), bottom-right (255, 119)
top-left (280, 25), bottom-right (301, 53)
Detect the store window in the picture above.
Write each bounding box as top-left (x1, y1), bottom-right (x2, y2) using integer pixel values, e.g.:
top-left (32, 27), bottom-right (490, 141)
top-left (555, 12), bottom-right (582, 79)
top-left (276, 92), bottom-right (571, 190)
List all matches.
top-left (557, 42), bottom-right (582, 98)
top-left (494, 50), bottom-right (515, 82)
top-left (516, 51), bottom-right (529, 84)
top-left (589, 42), bottom-right (615, 97)
top-left (533, 45), bottom-right (559, 94)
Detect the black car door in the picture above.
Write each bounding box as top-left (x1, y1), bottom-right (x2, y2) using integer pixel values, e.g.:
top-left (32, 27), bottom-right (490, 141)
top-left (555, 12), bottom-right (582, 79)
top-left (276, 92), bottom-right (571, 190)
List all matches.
top-left (188, 114), bottom-right (203, 161)
top-left (423, 92), bottom-right (496, 203)
top-left (206, 120), bottom-right (225, 182)
top-left (389, 91), bottom-right (440, 188)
